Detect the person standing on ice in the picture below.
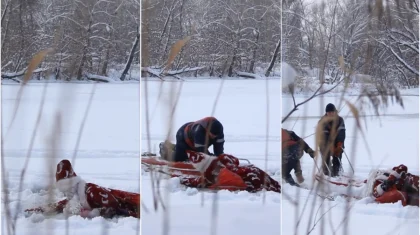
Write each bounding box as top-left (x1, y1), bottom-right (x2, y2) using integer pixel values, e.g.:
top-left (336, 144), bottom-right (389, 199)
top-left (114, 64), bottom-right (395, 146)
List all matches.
top-left (317, 103), bottom-right (346, 177)
top-left (282, 128), bottom-right (315, 186)
top-left (160, 117), bottom-right (225, 162)
top-left (24, 159), bottom-right (140, 218)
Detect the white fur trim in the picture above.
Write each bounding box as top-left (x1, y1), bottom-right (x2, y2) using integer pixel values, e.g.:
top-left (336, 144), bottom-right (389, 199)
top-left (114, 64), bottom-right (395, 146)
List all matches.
top-left (77, 180), bottom-right (91, 210)
top-left (375, 184), bottom-right (384, 196)
top-left (188, 152), bottom-right (217, 173)
top-left (375, 175), bottom-right (389, 181)
top-left (365, 169), bottom-right (388, 197)
top-left (88, 208), bottom-right (101, 217)
top-left (56, 176), bottom-right (91, 210)
top-left (390, 170), bottom-right (401, 178)
top-left (56, 176), bottom-right (82, 193)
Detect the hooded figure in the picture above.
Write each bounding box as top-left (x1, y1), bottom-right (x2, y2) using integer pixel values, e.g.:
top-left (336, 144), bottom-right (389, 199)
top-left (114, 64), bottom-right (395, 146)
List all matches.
top-left (25, 159), bottom-right (140, 218)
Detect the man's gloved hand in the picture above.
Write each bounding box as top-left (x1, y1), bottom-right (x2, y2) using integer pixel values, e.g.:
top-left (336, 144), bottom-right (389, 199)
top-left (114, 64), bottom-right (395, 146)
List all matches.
top-left (285, 175), bottom-right (299, 187)
top-left (334, 142), bottom-right (343, 156)
top-left (307, 148), bottom-right (315, 158)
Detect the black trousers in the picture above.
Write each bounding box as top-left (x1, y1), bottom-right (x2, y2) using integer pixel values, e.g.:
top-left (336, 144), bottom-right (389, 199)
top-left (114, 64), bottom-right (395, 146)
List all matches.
top-left (172, 122), bottom-right (193, 162)
top-left (321, 148), bottom-right (342, 176)
top-left (282, 145), bottom-right (300, 185)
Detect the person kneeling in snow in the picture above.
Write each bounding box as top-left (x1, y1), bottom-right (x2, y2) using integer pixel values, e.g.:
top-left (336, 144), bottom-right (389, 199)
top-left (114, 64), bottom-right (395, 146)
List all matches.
top-left (160, 117), bottom-right (225, 162)
top-left (372, 164), bottom-right (419, 206)
top-left (178, 150), bottom-right (281, 193)
top-left (25, 159), bottom-right (140, 218)
top-left (282, 128), bottom-right (315, 186)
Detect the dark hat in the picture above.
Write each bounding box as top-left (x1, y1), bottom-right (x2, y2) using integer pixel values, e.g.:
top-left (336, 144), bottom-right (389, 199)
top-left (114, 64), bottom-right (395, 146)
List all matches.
top-left (325, 103), bottom-right (336, 113)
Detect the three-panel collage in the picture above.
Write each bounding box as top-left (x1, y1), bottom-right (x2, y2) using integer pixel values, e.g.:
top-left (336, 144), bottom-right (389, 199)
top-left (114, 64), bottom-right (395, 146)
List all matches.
top-left (0, 0), bottom-right (418, 234)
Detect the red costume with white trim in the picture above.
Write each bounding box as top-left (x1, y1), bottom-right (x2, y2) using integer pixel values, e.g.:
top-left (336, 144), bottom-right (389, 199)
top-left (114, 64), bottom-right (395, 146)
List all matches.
top-left (25, 159), bottom-right (140, 218)
top-left (179, 151), bottom-right (281, 193)
top-left (371, 164), bottom-right (419, 206)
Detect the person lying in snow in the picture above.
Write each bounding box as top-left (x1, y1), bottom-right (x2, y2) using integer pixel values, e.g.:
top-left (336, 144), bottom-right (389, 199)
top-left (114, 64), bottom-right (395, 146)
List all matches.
top-left (282, 128), bottom-right (315, 186)
top-left (159, 117), bottom-right (225, 162)
top-left (24, 159), bottom-right (140, 218)
top-left (177, 150), bottom-right (281, 193)
top-left (371, 164), bottom-right (419, 206)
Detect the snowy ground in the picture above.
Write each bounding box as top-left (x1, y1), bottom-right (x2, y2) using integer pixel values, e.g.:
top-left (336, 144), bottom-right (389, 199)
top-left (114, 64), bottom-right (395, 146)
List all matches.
top-left (282, 89), bottom-right (419, 234)
top-left (1, 83), bottom-right (140, 235)
top-left (141, 78), bottom-right (281, 235)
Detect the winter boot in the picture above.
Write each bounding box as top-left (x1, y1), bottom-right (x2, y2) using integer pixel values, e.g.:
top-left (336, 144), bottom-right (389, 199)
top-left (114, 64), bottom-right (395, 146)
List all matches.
top-left (159, 141), bottom-right (175, 161)
top-left (331, 161), bottom-right (341, 177)
top-left (295, 173), bottom-right (305, 184)
top-left (284, 175), bottom-right (299, 187)
top-left (331, 167), bottom-right (339, 177)
top-left (159, 142), bottom-right (166, 159)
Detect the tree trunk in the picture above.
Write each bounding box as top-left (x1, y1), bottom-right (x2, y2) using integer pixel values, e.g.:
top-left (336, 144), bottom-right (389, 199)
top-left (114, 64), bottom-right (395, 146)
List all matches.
top-left (248, 30), bottom-right (260, 73)
top-left (227, 54), bottom-right (236, 77)
top-left (265, 39), bottom-right (280, 77)
top-left (101, 24), bottom-right (114, 76)
top-left (120, 32), bottom-right (140, 81)
top-left (76, 18), bottom-right (93, 80)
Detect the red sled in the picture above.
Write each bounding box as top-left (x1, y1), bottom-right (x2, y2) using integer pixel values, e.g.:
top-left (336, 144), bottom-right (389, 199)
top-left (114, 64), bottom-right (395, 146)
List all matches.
top-left (142, 157), bottom-right (201, 176)
top-left (315, 174), bottom-right (367, 187)
top-left (142, 157), bottom-right (248, 191)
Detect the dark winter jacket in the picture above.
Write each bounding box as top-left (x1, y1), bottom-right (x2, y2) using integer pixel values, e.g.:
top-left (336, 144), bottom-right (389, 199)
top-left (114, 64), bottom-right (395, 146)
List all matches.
top-left (318, 114), bottom-right (346, 147)
top-left (183, 117), bottom-right (225, 156)
top-left (282, 128), bottom-right (311, 159)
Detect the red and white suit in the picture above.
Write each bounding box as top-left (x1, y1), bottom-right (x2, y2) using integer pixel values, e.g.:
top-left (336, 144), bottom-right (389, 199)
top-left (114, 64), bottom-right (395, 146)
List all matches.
top-left (179, 150), bottom-right (281, 193)
top-left (372, 164), bottom-right (418, 206)
top-left (25, 159), bottom-right (140, 218)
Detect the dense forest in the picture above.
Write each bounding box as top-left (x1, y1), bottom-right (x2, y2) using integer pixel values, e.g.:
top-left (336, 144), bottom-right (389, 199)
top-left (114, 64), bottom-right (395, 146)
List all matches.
top-left (141, 0), bottom-right (281, 78)
top-left (1, 0), bottom-right (140, 82)
top-left (282, 0), bottom-right (419, 88)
